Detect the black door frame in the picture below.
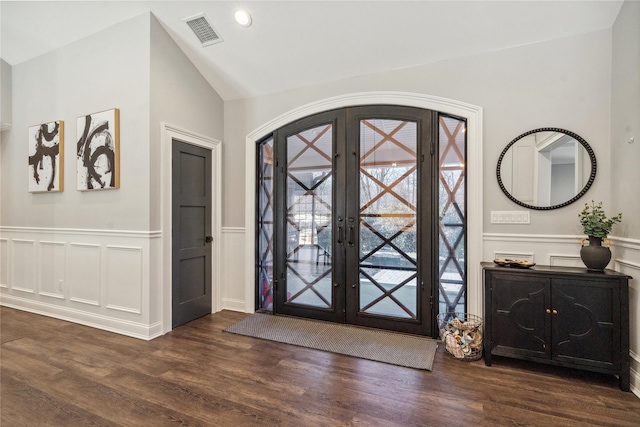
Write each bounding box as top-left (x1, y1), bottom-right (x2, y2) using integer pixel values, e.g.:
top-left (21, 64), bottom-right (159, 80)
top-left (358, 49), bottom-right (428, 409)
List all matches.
top-left (273, 110), bottom-right (346, 323)
top-left (271, 106), bottom-right (438, 336)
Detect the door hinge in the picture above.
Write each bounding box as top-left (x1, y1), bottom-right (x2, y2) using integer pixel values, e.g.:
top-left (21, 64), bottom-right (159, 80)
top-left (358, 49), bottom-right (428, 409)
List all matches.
top-left (273, 279), bottom-right (278, 290)
top-left (430, 143), bottom-right (435, 155)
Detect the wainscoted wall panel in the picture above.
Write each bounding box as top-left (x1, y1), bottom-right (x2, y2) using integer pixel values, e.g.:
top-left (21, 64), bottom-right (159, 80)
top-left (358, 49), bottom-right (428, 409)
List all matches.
top-left (68, 243), bottom-right (101, 306)
top-left (548, 254), bottom-right (583, 267)
top-left (485, 233), bottom-right (640, 398)
top-left (0, 227), bottom-right (161, 340)
top-left (106, 246), bottom-right (143, 314)
top-left (0, 238), bottom-right (8, 288)
top-left (12, 239), bottom-right (36, 293)
top-left (483, 234), bottom-right (583, 266)
top-left (493, 251), bottom-right (534, 262)
top-left (613, 242), bottom-right (640, 397)
top-left (39, 241), bottom-right (66, 299)
top-left (221, 227), bottom-right (246, 312)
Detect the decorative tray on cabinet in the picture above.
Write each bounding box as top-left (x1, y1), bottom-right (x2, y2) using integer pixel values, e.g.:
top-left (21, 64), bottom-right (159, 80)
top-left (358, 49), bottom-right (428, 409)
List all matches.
top-left (493, 258), bottom-right (536, 268)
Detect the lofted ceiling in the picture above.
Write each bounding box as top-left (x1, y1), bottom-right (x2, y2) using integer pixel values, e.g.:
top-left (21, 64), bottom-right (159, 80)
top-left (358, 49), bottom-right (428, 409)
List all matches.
top-left (0, 0), bottom-right (625, 100)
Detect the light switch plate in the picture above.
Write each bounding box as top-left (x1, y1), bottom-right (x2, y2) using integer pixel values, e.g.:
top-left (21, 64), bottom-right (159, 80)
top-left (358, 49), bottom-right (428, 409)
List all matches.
top-left (491, 211), bottom-right (530, 224)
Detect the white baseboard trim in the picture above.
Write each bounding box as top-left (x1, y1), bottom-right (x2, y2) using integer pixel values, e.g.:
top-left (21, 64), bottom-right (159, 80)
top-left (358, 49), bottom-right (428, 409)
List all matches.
top-left (631, 351), bottom-right (640, 399)
top-left (221, 297), bottom-right (247, 312)
top-left (0, 294), bottom-right (163, 341)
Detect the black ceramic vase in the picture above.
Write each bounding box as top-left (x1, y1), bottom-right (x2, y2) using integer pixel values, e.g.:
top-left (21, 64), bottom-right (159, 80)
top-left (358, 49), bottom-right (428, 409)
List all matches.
top-left (580, 236), bottom-right (611, 271)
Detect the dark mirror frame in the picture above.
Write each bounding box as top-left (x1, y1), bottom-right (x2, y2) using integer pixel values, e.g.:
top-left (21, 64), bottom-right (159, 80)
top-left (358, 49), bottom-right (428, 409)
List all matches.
top-left (496, 127), bottom-right (597, 210)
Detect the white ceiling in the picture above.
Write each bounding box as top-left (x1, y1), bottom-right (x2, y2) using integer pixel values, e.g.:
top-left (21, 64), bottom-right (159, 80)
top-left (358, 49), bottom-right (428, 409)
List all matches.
top-left (0, 0), bottom-right (625, 100)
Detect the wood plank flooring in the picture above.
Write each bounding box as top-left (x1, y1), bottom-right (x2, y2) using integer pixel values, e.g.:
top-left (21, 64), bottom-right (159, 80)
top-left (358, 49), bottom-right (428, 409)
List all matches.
top-left (1, 306), bottom-right (639, 426)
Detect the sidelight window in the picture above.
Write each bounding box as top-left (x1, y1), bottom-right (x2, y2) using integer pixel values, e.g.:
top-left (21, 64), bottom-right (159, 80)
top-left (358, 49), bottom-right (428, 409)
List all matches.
top-left (257, 136), bottom-right (274, 311)
top-left (438, 115), bottom-right (467, 314)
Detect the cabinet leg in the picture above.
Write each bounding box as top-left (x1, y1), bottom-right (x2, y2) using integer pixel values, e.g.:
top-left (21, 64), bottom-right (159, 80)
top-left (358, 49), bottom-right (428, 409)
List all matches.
top-left (620, 369), bottom-right (630, 392)
top-left (484, 344), bottom-right (491, 366)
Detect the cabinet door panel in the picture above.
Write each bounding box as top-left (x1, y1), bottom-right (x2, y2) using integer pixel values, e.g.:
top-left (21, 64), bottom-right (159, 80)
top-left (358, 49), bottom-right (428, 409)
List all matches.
top-left (552, 278), bottom-right (618, 367)
top-left (491, 273), bottom-right (550, 357)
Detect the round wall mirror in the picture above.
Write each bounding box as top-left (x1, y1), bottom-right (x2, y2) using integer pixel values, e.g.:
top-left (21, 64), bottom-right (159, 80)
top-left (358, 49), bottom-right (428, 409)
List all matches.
top-left (497, 128), bottom-right (596, 210)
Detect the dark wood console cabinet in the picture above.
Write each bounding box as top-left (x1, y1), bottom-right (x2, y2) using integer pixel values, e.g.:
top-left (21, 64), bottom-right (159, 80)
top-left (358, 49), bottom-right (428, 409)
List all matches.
top-left (482, 263), bottom-right (631, 391)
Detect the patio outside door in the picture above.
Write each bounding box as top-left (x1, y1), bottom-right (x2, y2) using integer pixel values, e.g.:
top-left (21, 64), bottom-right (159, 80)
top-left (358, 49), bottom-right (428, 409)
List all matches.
top-left (273, 106), bottom-right (436, 335)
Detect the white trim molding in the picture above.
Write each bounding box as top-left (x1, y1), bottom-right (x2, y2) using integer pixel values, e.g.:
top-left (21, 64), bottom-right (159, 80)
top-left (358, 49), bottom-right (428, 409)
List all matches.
top-left (160, 123), bottom-right (223, 334)
top-left (0, 226), bottom-right (161, 340)
top-left (245, 91), bottom-right (484, 317)
top-left (220, 227), bottom-right (247, 312)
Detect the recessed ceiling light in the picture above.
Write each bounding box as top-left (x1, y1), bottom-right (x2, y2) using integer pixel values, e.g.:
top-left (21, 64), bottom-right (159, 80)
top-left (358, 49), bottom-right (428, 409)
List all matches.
top-left (234, 9), bottom-right (252, 27)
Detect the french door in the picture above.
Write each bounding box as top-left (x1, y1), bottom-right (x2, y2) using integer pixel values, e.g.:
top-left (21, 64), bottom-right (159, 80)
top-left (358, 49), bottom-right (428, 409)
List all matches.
top-left (267, 106), bottom-right (438, 335)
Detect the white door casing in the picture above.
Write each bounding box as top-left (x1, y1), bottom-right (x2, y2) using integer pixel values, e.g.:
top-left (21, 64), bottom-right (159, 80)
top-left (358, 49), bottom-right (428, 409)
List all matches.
top-left (245, 92), bottom-right (483, 317)
top-left (161, 123), bottom-right (222, 334)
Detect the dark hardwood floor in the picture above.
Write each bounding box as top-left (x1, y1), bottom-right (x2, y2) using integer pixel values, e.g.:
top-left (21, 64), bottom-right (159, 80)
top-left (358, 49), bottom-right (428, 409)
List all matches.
top-left (1, 306), bottom-right (639, 427)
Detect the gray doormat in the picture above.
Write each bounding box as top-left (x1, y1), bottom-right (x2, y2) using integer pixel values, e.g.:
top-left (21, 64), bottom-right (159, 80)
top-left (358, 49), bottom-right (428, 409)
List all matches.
top-left (224, 313), bottom-right (437, 371)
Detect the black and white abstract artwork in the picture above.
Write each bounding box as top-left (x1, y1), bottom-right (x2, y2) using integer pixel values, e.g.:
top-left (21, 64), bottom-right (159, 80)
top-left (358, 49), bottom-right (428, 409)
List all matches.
top-left (77, 108), bottom-right (120, 190)
top-left (28, 120), bottom-right (64, 192)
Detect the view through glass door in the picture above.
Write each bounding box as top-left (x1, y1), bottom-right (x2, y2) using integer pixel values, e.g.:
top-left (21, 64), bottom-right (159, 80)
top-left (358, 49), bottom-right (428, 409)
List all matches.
top-left (257, 106), bottom-right (467, 336)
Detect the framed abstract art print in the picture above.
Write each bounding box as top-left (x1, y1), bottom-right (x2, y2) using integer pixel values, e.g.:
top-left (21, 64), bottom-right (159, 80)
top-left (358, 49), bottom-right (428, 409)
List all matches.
top-left (28, 120), bottom-right (64, 192)
top-left (76, 108), bottom-right (120, 191)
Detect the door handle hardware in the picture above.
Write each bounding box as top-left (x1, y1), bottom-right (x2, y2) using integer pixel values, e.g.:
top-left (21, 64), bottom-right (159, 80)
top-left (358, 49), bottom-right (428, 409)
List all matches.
top-left (351, 284), bottom-right (357, 288)
top-left (546, 308), bottom-right (551, 314)
top-left (337, 226), bottom-right (343, 244)
top-left (347, 226), bottom-right (354, 246)
top-left (552, 309), bottom-right (558, 315)
top-left (334, 282), bottom-right (340, 288)
top-left (205, 236), bottom-right (213, 243)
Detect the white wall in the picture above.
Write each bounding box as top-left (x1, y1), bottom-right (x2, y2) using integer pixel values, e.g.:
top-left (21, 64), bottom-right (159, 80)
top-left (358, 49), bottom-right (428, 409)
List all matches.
top-left (0, 13), bottom-right (156, 337)
top-left (222, 30), bottom-right (613, 293)
top-left (0, 12), bottom-right (225, 339)
top-left (0, 58), bottom-right (12, 130)
top-left (223, 29), bottom-right (612, 233)
top-left (149, 14), bottom-right (224, 230)
top-left (150, 14), bottom-right (225, 332)
top-left (221, 26), bottom-right (639, 395)
top-left (611, 0), bottom-right (640, 397)
top-left (611, 1), bottom-right (640, 240)
top-left (1, 15), bottom-right (151, 230)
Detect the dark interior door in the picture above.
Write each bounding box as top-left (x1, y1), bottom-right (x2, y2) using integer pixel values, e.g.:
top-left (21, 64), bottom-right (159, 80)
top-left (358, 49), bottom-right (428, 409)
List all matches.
top-left (274, 106), bottom-right (436, 336)
top-left (172, 139), bottom-right (212, 328)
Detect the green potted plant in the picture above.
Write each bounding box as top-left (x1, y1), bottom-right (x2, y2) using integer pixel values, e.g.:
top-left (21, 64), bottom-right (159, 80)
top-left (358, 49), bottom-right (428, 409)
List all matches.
top-left (578, 201), bottom-right (622, 270)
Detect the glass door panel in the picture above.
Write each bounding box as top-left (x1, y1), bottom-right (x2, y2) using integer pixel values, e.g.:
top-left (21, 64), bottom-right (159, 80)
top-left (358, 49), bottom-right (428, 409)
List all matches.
top-left (257, 137), bottom-right (274, 311)
top-left (359, 119), bottom-right (418, 319)
top-left (438, 116), bottom-right (467, 314)
top-left (285, 124), bottom-right (334, 309)
top-left (266, 106), bottom-right (440, 335)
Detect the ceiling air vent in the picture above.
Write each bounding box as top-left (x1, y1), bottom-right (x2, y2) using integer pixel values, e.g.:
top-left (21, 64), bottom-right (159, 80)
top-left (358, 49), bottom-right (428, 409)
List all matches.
top-left (184, 13), bottom-right (223, 46)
